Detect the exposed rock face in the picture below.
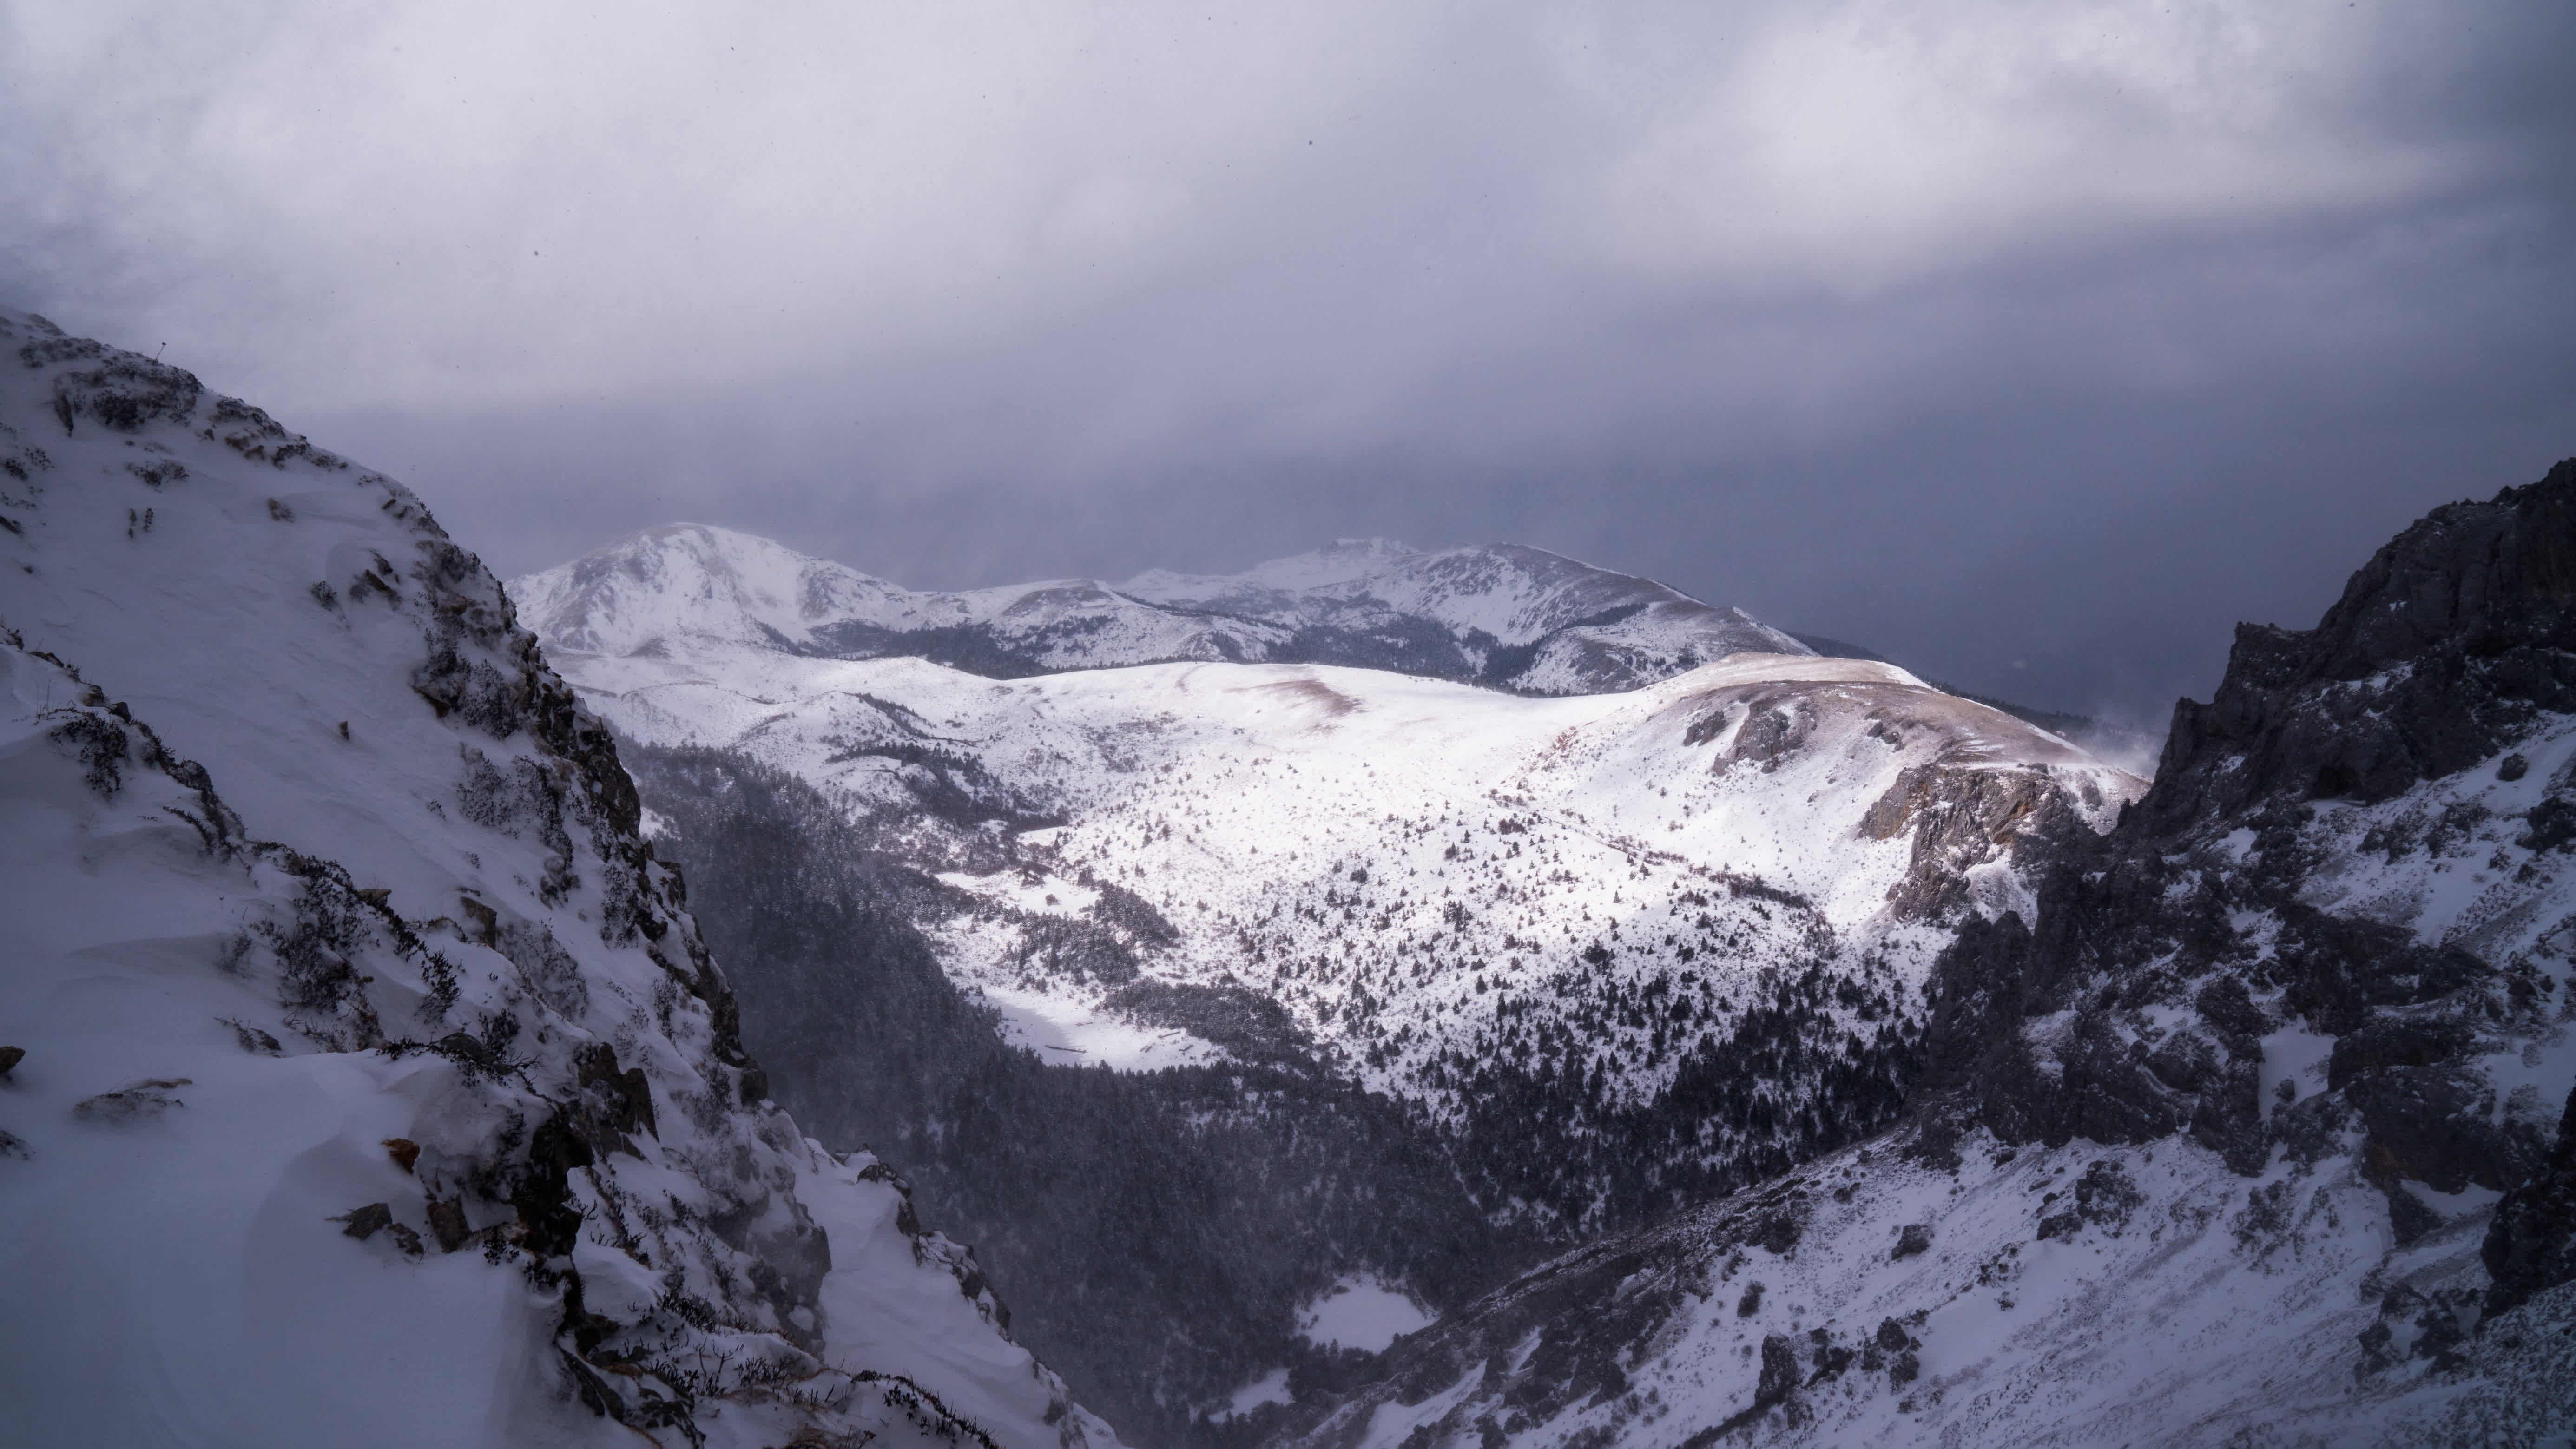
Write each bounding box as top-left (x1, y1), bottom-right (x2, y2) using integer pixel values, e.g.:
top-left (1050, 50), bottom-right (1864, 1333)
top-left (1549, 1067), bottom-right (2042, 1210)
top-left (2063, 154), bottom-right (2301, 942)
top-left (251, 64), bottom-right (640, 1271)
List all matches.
top-left (2484, 1083), bottom-right (2576, 1315)
top-left (2145, 458), bottom-right (2576, 822)
top-left (1917, 461), bottom-right (2576, 1199)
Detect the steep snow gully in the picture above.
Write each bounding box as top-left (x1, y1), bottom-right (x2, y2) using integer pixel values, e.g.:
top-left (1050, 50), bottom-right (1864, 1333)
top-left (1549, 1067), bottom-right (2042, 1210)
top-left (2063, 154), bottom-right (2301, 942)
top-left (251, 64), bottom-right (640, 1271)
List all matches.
top-left (0, 311), bottom-right (1115, 1449)
top-left (5, 307), bottom-right (2573, 1449)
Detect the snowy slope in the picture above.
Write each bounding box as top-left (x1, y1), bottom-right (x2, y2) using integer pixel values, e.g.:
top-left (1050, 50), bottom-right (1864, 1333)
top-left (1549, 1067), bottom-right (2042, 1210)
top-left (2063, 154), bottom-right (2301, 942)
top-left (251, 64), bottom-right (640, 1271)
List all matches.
top-left (511, 524), bottom-right (1809, 696)
top-left (1253, 463), bottom-right (2576, 1449)
top-left (516, 530), bottom-right (2144, 1229)
top-left (1263, 1120), bottom-right (2574, 1449)
top-left (0, 312), bottom-right (1117, 1449)
top-left (536, 639), bottom-right (2134, 1097)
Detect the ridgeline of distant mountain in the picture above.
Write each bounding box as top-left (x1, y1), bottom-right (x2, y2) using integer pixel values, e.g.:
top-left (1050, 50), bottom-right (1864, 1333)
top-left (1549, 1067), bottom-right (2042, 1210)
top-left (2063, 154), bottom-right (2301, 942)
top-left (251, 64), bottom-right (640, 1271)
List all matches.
top-left (514, 524), bottom-right (1808, 698)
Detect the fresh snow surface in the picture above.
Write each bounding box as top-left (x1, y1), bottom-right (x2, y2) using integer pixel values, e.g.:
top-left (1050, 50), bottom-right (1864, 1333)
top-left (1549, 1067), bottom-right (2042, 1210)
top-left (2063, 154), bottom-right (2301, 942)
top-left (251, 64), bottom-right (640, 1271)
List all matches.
top-left (968, 979), bottom-right (1232, 1069)
top-left (1298, 1276), bottom-right (1439, 1353)
top-left (520, 600), bottom-right (2143, 1123)
top-left (1224, 1367), bottom-right (1296, 1418)
top-left (0, 311), bottom-right (1118, 1449)
top-left (1312, 1131), bottom-right (2444, 1449)
top-left (1295, 1115), bottom-right (2575, 1449)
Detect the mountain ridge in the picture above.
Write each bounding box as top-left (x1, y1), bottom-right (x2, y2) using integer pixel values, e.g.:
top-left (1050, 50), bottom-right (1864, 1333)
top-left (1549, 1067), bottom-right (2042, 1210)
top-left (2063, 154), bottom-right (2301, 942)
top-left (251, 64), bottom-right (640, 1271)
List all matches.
top-left (512, 520), bottom-right (2152, 1443)
top-left (513, 522), bottom-right (1811, 697)
top-left (1250, 460), bottom-right (2576, 1449)
top-left (0, 310), bottom-right (1117, 1449)
top-left (22, 301), bottom-right (2564, 1449)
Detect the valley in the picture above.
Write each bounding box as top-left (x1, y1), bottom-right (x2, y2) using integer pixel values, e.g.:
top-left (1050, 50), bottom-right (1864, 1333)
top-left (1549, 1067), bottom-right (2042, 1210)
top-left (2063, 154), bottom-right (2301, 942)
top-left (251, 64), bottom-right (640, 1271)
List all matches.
top-left (5, 308), bottom-right (2572, 1449)
top-left (507, 523), bottom-right (2149, 1439)
top-left (515, 527), bottom-right (2143, 1236)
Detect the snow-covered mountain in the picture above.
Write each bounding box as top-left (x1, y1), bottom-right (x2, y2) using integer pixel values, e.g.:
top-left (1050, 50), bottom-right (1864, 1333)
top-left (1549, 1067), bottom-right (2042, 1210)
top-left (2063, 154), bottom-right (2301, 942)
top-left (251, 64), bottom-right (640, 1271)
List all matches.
top-left (0, 312), bottom-right (1117, 1449)
top-left (21, 302), bottom-right (2565, 1449)
top-left (514, 530), bottom-right (2143, 1231)
top-left (1256, 463), bottom-right (2576, 1449)
top-left (512, 523), bottom-right (1810, 696)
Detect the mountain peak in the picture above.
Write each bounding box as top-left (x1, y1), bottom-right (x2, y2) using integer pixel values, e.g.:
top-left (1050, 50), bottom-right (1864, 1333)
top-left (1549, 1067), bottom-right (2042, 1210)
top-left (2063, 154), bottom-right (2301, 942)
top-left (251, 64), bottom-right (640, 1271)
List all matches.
top-left (2144, 455), bottom-right (2576, 823)
top-left (517, 527), bottom-right (1810, 694)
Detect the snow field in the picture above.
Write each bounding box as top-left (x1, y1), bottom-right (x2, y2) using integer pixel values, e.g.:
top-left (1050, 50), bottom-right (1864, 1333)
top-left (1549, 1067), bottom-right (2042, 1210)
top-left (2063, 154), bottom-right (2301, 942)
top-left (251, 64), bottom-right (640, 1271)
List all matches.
top-left (536, 626), bottom-right (2140, 1131)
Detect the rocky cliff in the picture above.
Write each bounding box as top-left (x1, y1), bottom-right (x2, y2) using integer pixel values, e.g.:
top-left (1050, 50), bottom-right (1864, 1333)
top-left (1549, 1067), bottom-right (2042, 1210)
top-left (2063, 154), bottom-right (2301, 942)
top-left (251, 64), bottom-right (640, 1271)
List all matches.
top-left (1252, 461), bottom-right (2576, 1449)
top-left (0, 311), bottom-right (1118, 1449)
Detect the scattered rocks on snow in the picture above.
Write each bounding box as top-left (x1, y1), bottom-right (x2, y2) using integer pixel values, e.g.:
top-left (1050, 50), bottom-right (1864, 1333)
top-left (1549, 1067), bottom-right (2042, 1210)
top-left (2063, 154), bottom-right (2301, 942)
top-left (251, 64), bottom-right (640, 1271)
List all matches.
top-left (70, 1078), bottom-right (190, 1123)
top-left (336, 1202), bottom-right (426, 1258)
top-left (2069, 1160), bottom-right (2142, 1234)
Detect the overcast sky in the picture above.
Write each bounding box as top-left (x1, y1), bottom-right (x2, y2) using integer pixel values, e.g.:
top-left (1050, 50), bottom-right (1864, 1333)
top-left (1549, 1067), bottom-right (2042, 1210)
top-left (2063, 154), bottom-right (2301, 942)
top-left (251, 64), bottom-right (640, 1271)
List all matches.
top-left (6, 0), bottom-right (2571, 724)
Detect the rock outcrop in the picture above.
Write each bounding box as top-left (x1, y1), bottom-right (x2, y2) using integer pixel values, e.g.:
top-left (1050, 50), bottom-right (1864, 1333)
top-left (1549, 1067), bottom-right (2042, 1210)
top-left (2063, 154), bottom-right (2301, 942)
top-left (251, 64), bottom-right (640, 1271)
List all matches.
top-left (1249, 461), bottom-right (2576, 1449)
top-left (0, 311), bottom-right (1116, 1449)
top-left (1916, 461), bottom-right (2576, 1203)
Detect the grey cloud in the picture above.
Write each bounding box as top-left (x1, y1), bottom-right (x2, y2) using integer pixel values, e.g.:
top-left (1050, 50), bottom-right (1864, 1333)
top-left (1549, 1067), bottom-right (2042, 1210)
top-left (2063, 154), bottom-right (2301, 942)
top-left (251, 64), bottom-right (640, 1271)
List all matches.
top-left (5, 0), bottom-right (2571, 725)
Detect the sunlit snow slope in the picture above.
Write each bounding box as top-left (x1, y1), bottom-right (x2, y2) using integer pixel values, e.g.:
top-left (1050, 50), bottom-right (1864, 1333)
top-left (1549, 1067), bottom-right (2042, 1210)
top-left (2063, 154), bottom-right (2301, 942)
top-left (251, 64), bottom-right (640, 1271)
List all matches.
top-left (517, 530), bottom-right (2144, 1224)
top-left (0, 312), bottom-right (1116, 1449)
